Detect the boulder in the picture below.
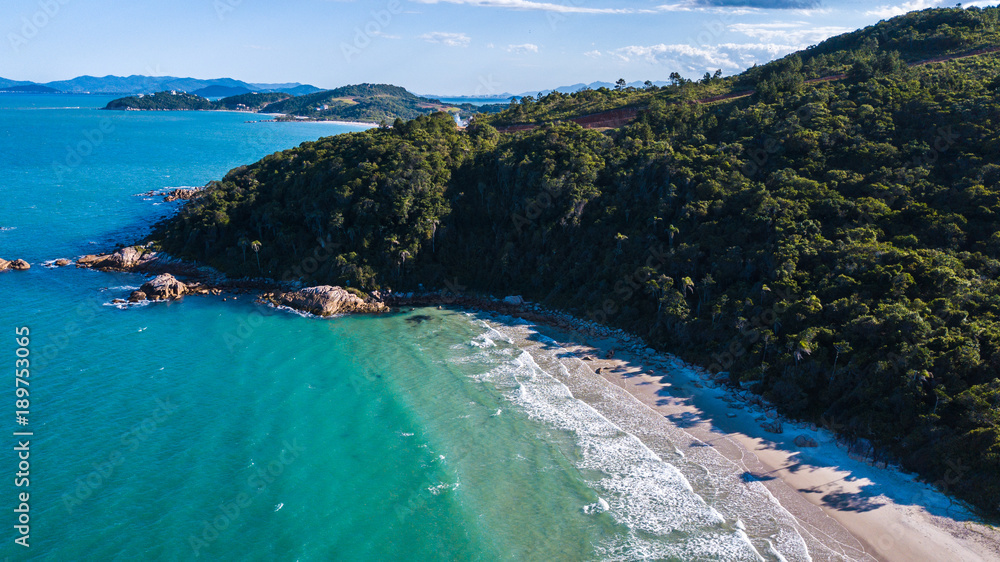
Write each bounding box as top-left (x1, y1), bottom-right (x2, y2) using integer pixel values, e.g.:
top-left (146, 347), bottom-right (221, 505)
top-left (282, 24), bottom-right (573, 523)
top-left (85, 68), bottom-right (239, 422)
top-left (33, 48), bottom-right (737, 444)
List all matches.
top-left (128, 290), bottom-right (148, 303)
top-left (0, 259), bottom-right (29, 271)
top-left (102, 246), bottom-right (143, 269)
top-left (54, 259), bottom-right (72, 267)
top-left (140, 274), bottom-right (187, 300)
top-left (794, 434), bottom-right (818, 448)
top-left (164, 188), bottom-right (199, 202)
top-left (762, 420), bottom-right (783, 434)
top-left (503, 295), bottom-right (524, 306)
top-left (271, 286), bottom-right (388, 316)
top-left (76, 246), bottom-right (151, 271)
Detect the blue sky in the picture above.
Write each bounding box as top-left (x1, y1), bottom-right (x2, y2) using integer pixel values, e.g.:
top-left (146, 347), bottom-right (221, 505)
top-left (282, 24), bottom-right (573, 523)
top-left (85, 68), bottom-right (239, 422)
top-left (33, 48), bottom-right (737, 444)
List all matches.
top-left (2, 0), bottom-right (995, 95)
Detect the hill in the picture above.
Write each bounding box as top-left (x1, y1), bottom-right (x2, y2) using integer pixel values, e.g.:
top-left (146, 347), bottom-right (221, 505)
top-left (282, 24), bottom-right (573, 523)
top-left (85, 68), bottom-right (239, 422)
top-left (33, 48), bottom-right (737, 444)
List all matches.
top-left (150, 7), bottom-right (1000, 516)
top-left (104, 91), bottom-right (214, 110)
top-left (0, 85), bottom-right (61, 93)
top-left (260, 83), bottom-right (463, 123)
top-left (104, 84), bottom-right (477, 123)
top-left (0, 74), bottom-right (322, 95)
top-left (191, 85), bottom-right (252, 98)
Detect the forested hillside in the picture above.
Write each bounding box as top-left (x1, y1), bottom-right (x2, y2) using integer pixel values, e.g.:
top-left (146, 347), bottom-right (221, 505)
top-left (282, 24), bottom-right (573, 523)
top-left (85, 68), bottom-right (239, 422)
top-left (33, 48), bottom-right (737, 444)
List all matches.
top-left (152, 7), bottom-right (1000, 515)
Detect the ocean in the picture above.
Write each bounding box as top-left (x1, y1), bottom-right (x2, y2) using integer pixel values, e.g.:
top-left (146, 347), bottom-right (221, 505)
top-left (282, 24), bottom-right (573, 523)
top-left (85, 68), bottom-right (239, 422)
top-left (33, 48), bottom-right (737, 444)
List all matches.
top-left (0, 95), bottom-right (813, 561)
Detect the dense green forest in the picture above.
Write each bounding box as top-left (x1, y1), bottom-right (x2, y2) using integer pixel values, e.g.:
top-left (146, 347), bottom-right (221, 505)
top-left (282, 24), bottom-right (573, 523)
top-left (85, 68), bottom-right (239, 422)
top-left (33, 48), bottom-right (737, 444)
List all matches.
top-left (103, 91), bottom-right (287, 111)
top-left (104, 91), bottom-right (216, 110)
top-left (261, 83), bottom-right (475, 123)
top-left (104, 83), bottom-right (483, 122)
top-left (152, 7), bottom-right (1000, 516)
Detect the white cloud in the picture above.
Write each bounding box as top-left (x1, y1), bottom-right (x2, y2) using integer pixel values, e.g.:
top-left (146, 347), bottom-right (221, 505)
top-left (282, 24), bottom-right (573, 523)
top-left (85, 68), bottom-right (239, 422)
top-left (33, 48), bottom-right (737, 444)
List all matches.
top-left (729, 22), bottom-right (850, 44)
top-left (410, 0), bottom-right (635, 13)
top-left (507, 43), bottom-right (539, 54)
top-left (419, 32), bottom-right (472, 47)
top-left (583, 50), bottom-right (602, 58)
top-left (609, 42), bottom-right (799, 71)
top-left (865, 0), bottom-right (946, 18)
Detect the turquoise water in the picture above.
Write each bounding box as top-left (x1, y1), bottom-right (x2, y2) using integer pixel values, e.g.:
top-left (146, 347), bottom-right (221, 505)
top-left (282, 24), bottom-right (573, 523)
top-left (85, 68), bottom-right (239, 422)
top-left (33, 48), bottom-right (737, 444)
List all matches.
top-left (1, 95), bottom-right (812, 561)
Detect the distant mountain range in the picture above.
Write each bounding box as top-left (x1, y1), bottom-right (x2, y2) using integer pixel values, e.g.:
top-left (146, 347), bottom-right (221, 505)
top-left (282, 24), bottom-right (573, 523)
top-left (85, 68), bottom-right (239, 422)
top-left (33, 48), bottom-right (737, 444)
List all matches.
top-left (425, 80), bottom-right (672, 101)
top-left (0, 75), bottom-right (324, 96)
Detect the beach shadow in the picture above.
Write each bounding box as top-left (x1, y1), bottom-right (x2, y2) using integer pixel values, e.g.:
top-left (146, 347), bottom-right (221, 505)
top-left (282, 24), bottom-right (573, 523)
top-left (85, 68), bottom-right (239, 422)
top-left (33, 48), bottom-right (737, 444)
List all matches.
top-left (741, 471), bottom-right (777, 483)
top-left (817, 491), bottom-right (885, 512)
top-left (665, 411), bottom-right (702, 428)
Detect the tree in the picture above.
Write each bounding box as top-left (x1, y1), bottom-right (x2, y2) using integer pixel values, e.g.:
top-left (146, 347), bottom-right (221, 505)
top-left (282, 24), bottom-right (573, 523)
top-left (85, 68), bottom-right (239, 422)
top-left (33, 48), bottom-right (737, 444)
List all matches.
top-left (251, 240), bottom-right (262, 274)
top-left (615, 78), bottom-right (627, 91)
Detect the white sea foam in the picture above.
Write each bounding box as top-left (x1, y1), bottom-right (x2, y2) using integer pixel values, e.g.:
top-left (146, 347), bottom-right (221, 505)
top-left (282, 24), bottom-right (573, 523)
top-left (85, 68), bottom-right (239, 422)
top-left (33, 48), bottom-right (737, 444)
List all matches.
top-left (475, 320), bottom-right (827, 561)
top-left (475, 347), bottom-right (763, 560)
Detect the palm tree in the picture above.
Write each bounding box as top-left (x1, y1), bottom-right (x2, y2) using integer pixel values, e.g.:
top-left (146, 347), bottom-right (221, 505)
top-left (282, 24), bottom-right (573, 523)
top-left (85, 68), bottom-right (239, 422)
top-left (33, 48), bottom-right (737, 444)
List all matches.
top-left (667, 224), bottom-right (679, 248)
top-left (429, 219), bottom-right (440, 253)
top-left (398, 250), bottom-right (410, 278)
top-left (250, 240), bottom-right (262, 275)
top-left (238, 237), bottom-right (249, 265)
top-left (614, 233), bottom-right (628, 255)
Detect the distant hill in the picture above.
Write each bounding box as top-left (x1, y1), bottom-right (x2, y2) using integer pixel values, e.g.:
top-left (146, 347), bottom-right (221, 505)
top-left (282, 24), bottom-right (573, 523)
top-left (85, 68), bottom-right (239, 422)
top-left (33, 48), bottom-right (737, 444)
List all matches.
top-left (0, 84), bottom-right (61, 93)
top-left (0, 74), bottom-right (322, 95)
top-left (283, 84), bottom-right (326, 96)
top-left (105, 83), bottom-right (472, 123)
top-left (104, 91), bottom-right (214, 110)
top-left (213, 92), bottom-right (292, 111)
top-left (260, 83), bottom-right (461, 123)
top-left (0, 78), bottom-right (34, 89)
top-left (191, 85), bottom-right (252, 98)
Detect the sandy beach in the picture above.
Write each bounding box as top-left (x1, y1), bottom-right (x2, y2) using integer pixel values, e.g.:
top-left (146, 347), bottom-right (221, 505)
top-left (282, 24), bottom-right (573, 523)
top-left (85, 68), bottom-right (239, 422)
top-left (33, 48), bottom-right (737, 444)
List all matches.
top-left (505, 318), bottom-right (1000, 561)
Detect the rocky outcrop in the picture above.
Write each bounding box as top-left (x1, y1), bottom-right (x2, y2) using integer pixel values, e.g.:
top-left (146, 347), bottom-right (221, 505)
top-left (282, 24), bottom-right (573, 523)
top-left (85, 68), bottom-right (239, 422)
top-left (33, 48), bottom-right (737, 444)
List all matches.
top-left (136, 274), bottom-right (187, 301)
top-left (268, 286), bottom-right (388, 316)
top-left (794, 434), bottom-right (818, 447)
top-left (0, 258), bottom-right (29, 272)
top-left (136, 187), bottom-right (203, 202)
top-left (54, 259), bottom-right (72, 267)
top-left (77, 246), bottom-right (153, 271)
top-left (762, 420), bottom-right (784, 434)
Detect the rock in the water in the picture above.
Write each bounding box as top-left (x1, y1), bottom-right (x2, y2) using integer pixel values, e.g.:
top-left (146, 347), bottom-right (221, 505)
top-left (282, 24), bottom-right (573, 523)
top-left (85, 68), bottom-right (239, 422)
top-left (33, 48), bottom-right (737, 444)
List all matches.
top-left (54, 259), bottom-right (72, 267)
top-left (140, 274), bottom-right (187, 300)
top-left (128, 290), bottom-right (148, 303)
top-left (794, 434), bottom-right (818, 447)
top-left (103, 247), bottom-right (143, 269)
top-left (0, 258), bottom-right (29, 271)
top-left (76, 246), bottom-right (152, 271)
top-left (271, 286), bottom-right (387, 316)
top-left (762, 420), bottom-right (784, 434)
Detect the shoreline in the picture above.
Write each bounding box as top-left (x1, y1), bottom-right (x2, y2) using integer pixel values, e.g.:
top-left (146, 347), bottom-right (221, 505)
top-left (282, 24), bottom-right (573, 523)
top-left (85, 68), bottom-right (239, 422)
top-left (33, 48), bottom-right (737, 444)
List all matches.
top-left (472, 310), bottom-right (1000, 562)
top-left (65, 250), bottom-right (1000, 559)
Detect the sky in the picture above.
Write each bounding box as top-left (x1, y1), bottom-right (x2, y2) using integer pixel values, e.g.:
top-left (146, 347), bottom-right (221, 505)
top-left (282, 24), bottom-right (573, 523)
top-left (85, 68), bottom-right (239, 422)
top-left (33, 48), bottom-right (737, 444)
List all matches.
top-left (2, 0), bottom-right (996, 95)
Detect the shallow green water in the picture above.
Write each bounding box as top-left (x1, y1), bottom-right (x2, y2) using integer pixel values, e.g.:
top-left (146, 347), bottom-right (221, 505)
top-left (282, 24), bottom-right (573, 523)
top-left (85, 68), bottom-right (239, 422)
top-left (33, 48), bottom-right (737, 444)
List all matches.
top-left (0, 95), bottom-right (809, 561)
